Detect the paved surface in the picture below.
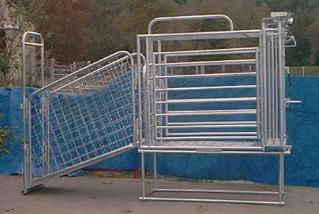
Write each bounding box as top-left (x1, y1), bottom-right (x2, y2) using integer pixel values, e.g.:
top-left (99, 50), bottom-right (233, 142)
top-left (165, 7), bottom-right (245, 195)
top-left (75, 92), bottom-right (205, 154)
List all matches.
top-left (0, 175), bottom-right (319, 214)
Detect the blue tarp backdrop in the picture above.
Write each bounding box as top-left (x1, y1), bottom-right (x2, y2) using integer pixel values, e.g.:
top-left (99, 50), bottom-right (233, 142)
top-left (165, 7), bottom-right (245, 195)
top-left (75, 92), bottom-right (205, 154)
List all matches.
top-left (0, 75), bottom-right (318, 187)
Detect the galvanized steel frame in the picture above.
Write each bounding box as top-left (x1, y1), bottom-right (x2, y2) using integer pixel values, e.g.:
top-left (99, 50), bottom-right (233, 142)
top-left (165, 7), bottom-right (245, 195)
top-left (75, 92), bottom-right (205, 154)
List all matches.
top-left (23, 34), bottom-right (141, 193)
top-left (137, 13), bottom-right (296, 205)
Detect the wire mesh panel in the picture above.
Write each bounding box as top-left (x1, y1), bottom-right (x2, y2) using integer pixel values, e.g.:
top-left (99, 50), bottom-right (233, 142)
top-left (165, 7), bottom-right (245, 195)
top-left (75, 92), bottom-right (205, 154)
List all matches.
top-left (24, 50), bottom-right (139, 192)
top-left (137, 13), bottom-right (296, 205)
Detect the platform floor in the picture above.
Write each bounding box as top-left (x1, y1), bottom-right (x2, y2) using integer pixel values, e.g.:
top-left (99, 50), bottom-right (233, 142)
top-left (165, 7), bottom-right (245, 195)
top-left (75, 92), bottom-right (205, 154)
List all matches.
top-left (0, 175), bottom-right (319, 214)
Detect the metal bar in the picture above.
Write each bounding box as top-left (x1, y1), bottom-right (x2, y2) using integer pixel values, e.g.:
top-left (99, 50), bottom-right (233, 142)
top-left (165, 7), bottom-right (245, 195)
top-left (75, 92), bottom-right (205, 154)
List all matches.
top-left (152, 188), bottom-right (280, 195)
top-left (153, 59), bottom-right (256, 68)
top-left (155, 85), bottom-right (256, 91)
top-left (155, 72), bottom-right (256, 79)
top-left (166, 132), bottom-right (257, 136)
top-left (153, 153), bottom-right (158, 188)
top-left (141, 152), bottom-right (146, 199)
top-left (139, 196), bottom-right (285, 205)
top-left (138, 149), bottom-right (291, 155)
top-left (279, 153), bottom-right (285, 203)
top-left (22, 31), bottom-right (45, 193)
top-left (33, 144), bottom-right (135, 183)
top-left (154, 47), bottom-right (257, 56)
top-left (168, 121), bottom-right (257, 125)
top-left (156, 97), bottom-right (256, 104)
top-left (137, 37), bottom-right (143, 146)
top-left (139, 30), bottom-right (261, 41)
top-left (24, 42), bottom-right (44, 47)
top-left (157, 136), bottom-right (258, 140)
top-left (157, 109), bottom-right (257, 116)
top-left (148, 14), bottom-right (234, 34)
top-left (158, 124), bottom-right (256, 128)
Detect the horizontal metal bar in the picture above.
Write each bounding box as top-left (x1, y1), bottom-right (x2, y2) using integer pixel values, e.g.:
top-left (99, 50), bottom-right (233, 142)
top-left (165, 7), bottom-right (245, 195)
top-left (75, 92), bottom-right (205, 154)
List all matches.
top-left (32, 144), bottom-right (135, 183)
top-left (152, 188), bottom-right (280, 195)
top-left (153, 59), bottom-right (256, 67)
top-left (157, 136), bottom-right (258, 140)
top-left (154, 72), bottom-right (256, 79)
top-left (166, 132), bottom-right (257, 136)
top-left (168, 121), bottom-right (257, 125)
top-left (139, 196), bottom-right (284, 205)
top-left (157, 109), bottom-right (257, 116)
top-left (156, 97), bottom-right (256, 104)
top-left (138, 147), bottom-right (291, 155)
top-left (154, 47), bottom-right (257, 56)
top-left (155, 85), bottom-right (256, 91)
top-left (158, 124), bottom-right (256, 128)
top-left (23, 42), bottom-right (44, 47)
top-left (138, 29), bottom-right (261, 41)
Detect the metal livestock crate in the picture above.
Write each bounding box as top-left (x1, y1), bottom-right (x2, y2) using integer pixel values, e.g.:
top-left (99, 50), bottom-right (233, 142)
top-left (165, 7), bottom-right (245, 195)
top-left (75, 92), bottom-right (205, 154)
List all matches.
top-left (136, 13), bottom-right (298, 205)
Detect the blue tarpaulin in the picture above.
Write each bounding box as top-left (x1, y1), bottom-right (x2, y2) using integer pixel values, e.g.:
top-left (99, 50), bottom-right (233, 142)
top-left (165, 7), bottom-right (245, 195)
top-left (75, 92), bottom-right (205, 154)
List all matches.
top-left (0, 75), bottom-right (318, 187)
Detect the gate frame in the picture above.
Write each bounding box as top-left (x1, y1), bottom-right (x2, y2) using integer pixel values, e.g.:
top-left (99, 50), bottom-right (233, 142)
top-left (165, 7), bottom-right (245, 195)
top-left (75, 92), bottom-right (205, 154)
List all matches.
top-left (136, 13), bottom-right (296, 205)
top-left (22, 33), bottom-right (140, 193)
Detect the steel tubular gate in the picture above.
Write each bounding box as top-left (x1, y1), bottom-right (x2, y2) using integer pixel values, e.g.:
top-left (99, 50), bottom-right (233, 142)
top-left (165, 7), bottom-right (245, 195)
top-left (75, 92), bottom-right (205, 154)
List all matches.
top-left (137, 13), bottom-right (298, 205)
top-left (22, 33), bottom-right (144, 193)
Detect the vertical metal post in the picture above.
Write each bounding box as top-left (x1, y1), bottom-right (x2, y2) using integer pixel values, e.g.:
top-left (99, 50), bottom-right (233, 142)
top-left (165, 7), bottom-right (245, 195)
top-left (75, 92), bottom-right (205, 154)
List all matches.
top-left (145, 38), bottom-right (151, 146)
top-left (137, 36), bottom-right (142, 145)
top-left (278, 153), bottom-right (285, 203)
top-left (22, 32), bottom-right (44, 193)
top-left (141, 151), bottom-right (146, 199)
top-left (153, 153), bottom-right (158, 188)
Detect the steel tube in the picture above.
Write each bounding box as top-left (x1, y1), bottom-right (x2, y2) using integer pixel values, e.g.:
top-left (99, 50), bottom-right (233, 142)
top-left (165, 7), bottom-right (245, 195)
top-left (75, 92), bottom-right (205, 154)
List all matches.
top-left (139, 30), bottom-right (261, 41)
top-left (156, 97), bottom-right (256, 104)
top-left (156, 109), bottom-right (257, 116)
top-left (155, 85), bottom-right (256, 91)
top-left (154, 59), bottom-right (256, 68)
top-left (154, 47), bottom-right (257, 56)
top-left (154, 72), bottom-right (256, 79)
top-left (148, 14), bottom-right (234, 34)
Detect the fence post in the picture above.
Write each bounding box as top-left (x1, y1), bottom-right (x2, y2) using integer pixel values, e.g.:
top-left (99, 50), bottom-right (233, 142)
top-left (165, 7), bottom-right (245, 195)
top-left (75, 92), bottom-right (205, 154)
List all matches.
top-left (72, 62), bottom-right (77, 73)
top-left (50, 58), bottom-right (55, 82)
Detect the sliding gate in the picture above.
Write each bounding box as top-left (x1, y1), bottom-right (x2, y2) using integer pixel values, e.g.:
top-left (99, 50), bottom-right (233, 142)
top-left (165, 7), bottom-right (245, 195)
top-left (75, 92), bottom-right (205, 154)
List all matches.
top-left (137, 13), bottom-right (296, 205)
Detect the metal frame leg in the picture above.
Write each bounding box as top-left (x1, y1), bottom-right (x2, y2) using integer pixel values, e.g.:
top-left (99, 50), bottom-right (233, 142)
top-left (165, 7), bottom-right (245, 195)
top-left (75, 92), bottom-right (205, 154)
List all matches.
top-left (139, 152), bottom-right (287, 206)
top-left (278, 153), bottom-right (285, 204)
top-left (153, 153), bottom-right (158, 188)
top-left (141, 151), bottom-right (146, 200)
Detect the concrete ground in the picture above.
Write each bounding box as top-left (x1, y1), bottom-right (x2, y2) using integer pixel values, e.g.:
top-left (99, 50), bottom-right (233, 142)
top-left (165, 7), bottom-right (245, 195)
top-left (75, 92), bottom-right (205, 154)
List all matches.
top-left (0, 175), bottom-right (319, 214)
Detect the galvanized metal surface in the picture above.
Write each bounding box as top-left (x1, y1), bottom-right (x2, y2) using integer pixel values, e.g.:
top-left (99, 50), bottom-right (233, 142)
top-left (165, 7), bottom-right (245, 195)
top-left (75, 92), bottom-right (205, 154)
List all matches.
top-left (137, 13), bottom-right (296, 205)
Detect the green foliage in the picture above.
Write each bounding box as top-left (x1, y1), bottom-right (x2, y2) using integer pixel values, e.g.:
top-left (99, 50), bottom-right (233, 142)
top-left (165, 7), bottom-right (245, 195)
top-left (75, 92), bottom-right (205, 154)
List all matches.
top-left (0, 128), bottom-right (10, 156)
top-left (15, 0), bottom-right (319, 66)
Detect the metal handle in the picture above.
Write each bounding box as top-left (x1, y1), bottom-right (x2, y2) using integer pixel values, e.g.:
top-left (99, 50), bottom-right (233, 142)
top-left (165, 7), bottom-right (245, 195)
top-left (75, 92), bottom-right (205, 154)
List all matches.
top-left (148, 14), bottom-right (234, 34)
top-left (285, 35), bottom-right (296, 48)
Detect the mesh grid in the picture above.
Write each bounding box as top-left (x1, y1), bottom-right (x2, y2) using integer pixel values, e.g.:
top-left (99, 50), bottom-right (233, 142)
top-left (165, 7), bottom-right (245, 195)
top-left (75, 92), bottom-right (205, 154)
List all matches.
top-left (29, 56), bottom-right (135, 176)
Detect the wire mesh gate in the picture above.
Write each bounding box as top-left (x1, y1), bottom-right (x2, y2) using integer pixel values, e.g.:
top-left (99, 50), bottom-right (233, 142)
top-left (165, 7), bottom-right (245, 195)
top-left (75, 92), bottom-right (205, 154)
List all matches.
top-left (137, 13), bottom-right (297, 205)
top-left (22, 33), bottom-right (141, 193)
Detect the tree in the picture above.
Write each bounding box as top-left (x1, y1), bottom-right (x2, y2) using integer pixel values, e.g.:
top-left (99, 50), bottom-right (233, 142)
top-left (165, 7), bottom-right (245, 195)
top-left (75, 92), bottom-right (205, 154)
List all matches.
top-left (0, 0), bottom-right (38, 85)
top-left (38, 0), bottom-right (94, 63)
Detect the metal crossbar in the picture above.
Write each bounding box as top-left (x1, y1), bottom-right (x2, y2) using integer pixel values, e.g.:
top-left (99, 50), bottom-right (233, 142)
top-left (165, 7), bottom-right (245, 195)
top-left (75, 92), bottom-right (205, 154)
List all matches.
top-left (137, 13), bottom-right (297, 205)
